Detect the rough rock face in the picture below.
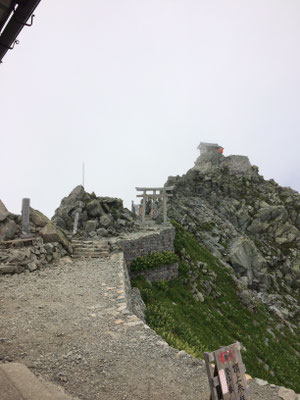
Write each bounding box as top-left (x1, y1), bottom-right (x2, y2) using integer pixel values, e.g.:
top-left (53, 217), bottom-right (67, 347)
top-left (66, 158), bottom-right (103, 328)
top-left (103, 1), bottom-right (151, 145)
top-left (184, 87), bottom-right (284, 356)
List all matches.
top-left (0, 218), bottom-right (18, 241)
top-left (0, 201), bottom-right (21, 241)
top-left (193, 151), bottom-right (254, 176)
top-left (165, 152), bottom-right (300, 321)
top-left (0, 201), bottom-right (71, 275)
top-left (0, 239), bottom-right (68, 275)
top-left (0, 200), bottom-right (71, 253)
top-left (0, 200), bottom-right (9, 222)
top-left (52, 186), bottom-right (139, 238)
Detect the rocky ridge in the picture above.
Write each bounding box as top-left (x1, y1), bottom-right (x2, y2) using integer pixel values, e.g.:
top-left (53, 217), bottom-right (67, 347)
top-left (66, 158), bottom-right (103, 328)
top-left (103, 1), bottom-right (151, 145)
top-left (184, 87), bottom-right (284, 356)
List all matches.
top-left (166, 151), bottom-right (300, 323)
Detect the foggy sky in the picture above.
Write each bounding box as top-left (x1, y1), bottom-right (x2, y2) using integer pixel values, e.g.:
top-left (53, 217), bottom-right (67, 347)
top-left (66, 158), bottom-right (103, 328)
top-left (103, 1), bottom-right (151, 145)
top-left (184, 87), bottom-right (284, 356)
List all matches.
top-left (1, 0), bottom-right (300, 217)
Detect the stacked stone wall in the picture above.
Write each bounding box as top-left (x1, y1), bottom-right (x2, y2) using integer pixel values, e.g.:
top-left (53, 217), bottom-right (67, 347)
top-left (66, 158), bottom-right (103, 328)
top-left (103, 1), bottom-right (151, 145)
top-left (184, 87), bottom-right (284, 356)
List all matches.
top-left (0, 239), bottom-right (67, 275)
top-left (117, 226), bottom-right (175, 272)
top-left (112, 226), bottom-right (177, 316)
top-left (130, 262), bottom-right (179, 282)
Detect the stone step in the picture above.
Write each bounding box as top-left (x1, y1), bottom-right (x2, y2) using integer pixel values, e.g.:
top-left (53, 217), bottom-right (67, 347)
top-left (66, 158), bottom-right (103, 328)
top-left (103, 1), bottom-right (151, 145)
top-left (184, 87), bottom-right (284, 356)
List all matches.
top-left (71, 240), bottom-right (109, 245)
top-left (73, 248), bottom-right (109, 253)
top-left (72, 253), bottom-right (109, 259)
top-left (73, 247), bottom-right (109, 253)
top-left (72, 247), bottom-right (109, 252)
top-left (71, 239), bottom-right (110, 259)
top-left (72, 241), bottom-right (109, 247)
top-left (72, 241), bottom-right (102, 246)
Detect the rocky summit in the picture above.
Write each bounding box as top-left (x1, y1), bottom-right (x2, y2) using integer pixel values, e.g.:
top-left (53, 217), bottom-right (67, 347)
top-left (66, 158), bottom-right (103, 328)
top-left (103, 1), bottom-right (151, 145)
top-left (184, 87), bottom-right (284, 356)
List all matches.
top-left (165, 147), bottom-right (300, 323)
top-left (52, 185), bottom-right (139, 238)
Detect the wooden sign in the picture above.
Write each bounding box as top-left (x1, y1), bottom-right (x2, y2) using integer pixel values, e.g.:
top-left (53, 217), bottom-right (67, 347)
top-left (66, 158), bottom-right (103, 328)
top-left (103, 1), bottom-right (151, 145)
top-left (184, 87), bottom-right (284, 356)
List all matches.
top-left (204, 342), bottom-right (251, 400)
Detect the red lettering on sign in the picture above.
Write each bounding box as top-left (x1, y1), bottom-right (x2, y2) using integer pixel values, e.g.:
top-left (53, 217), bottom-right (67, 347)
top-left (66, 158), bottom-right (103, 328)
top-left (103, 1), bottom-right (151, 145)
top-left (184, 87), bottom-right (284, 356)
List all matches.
top-left (219, 350), bottom-right (234, 363)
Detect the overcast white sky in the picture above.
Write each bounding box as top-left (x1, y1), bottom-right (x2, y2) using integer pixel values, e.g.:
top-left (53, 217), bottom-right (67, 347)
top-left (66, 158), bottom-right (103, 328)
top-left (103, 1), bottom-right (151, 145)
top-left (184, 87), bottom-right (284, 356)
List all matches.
top-left (1, 0), bottom-right (299, 217)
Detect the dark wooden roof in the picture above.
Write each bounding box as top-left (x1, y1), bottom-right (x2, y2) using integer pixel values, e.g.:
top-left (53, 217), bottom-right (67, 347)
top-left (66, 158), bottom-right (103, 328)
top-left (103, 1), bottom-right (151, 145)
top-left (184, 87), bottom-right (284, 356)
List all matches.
top-left (0, 0), bottom-right (41, 63)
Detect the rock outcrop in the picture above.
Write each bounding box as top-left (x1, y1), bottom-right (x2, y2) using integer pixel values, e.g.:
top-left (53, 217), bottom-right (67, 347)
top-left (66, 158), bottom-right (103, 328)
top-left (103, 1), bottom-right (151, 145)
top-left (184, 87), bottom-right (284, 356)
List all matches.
top-left (0, 201), bottom-right (20, 241)
top-left (0, 200), bottom-right (72, 275)
top-left (166, 150), bottom-right (300, 322)
top-left (0, 239), bottom-right (68, 275)
top-left (52, 186), bottom-right (139, 238)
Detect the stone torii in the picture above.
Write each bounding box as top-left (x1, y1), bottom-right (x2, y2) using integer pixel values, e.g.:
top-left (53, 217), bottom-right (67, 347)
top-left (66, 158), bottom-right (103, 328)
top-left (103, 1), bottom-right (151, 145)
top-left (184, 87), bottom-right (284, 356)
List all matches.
top-left (135, 186), bottom-right (174, 225)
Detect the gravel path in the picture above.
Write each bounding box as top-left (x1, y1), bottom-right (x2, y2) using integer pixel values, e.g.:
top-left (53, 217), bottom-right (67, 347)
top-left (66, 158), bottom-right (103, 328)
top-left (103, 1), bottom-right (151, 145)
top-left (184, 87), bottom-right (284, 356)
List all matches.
top-left (0, 254), bottom-right (292, 400)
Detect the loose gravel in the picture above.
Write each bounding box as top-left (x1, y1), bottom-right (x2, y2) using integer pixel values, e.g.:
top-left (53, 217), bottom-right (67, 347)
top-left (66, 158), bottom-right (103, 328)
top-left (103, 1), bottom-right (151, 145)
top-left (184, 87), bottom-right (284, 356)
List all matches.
top-left (0, 254), bottom-right (292, 400)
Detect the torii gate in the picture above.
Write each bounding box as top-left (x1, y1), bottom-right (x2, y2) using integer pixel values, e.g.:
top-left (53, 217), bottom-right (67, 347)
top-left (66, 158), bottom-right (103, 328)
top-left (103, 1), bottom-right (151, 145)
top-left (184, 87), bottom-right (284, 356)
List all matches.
top-left (135, 186), bottom-right (174, 225)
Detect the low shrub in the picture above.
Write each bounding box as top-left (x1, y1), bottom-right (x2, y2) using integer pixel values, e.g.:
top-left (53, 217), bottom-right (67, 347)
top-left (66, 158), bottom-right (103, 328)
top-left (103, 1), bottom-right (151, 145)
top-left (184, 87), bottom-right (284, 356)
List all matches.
top-left (130, 251), bottom-right (179, 273)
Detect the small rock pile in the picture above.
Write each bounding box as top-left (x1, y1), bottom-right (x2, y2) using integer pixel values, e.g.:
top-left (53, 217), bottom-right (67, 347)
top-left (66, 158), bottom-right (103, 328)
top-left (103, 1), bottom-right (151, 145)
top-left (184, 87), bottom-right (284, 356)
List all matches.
top-left (0, 239), bottom-right (67, 274)
top-left (0, 199), bottom-right (71, 250)
top-left (52, 185), bottom-right (139, 238)
top-left (0, 199), bottom-right (72, 275)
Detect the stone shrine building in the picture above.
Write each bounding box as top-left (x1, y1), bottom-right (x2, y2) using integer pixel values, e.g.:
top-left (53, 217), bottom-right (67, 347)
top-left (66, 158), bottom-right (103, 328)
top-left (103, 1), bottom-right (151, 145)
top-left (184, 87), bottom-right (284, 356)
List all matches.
top-left (197, 142), bottom-right (224, 155)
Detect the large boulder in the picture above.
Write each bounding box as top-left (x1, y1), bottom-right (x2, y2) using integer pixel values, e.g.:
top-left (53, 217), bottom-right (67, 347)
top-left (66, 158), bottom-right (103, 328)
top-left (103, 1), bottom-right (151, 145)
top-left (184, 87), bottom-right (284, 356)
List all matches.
top-left (40, 222), bottom-right (72, 252)
top-left (257, 205), bottom-right (288, 223)
top-left (0, 219), bottom-right (18, 241)
top-left (86, 200), bottom-right (104, 218)
top-left (99, 214), bottom-right (112, 228)
top-left (52, 186), bottom-right (89, 230)
top-left (222, 155), bottom-right (252, 175)
top-left (61, 185), bottom-right (86, 204)
top-left (274, 223), bottom-right (300, 244)
top-left (30, 208), bottom-right (49, 228)
top-left (0, 200), bottom-right (9, 222)
top-left (85, 220), bottom-right (98, 233)
top-left (101, 197), bottom-right (123, 209)
top-left (229, 237), bottom-right (266, 286)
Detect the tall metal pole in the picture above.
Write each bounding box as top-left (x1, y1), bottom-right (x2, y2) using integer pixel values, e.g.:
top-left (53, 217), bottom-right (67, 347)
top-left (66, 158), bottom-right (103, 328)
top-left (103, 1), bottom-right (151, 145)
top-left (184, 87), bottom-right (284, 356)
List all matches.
top-left (82, 162), bottom-right (85, 188)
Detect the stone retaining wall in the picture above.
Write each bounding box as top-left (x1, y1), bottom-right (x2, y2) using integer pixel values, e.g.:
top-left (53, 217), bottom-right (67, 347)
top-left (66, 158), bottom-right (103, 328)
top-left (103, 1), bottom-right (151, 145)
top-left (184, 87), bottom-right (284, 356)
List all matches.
top-left (114, 226), bottom-right (178, 318)
top-left (117, 226), bottom-right (175, 272)
top-left (130, 262), bottom-right (179, 282)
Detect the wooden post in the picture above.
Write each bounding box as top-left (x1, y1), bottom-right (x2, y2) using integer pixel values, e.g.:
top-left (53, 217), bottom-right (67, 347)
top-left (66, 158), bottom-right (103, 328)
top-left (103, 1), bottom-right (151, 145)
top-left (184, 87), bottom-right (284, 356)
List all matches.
top-left (204, 352), bottom-right (219, 400)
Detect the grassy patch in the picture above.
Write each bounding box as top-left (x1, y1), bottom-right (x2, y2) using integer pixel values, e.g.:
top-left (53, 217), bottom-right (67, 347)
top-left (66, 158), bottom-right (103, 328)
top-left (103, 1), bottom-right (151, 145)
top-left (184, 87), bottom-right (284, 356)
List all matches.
top-left (131, 251), bottom-right (179, 273)
top-left (131, 221), bottom-right (300, 392)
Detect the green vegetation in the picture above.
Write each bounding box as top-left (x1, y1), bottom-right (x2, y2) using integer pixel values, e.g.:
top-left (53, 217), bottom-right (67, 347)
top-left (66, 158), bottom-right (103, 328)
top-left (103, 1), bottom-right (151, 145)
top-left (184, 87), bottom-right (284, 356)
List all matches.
top-left (130, 251), bottom-right (179, 273)
top-left (131, 221), bottom-right (300, 392)
top-left (197, 222), bottom-right (215, 231)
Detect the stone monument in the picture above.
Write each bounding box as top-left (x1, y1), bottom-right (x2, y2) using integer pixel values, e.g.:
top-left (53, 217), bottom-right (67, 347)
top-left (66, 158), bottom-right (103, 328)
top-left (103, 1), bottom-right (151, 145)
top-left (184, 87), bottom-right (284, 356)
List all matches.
top-left (21, 198), bottom-right (30, 236)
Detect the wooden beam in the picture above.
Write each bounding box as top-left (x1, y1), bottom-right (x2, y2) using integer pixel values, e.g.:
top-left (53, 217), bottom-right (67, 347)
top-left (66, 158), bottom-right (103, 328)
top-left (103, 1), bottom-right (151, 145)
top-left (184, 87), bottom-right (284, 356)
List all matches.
top-left (135, 186), bottom-right (174, 191)
top-left (204, 352), bottom-right (219, 400)
top-left (136, 194), bottom-right (173, 198)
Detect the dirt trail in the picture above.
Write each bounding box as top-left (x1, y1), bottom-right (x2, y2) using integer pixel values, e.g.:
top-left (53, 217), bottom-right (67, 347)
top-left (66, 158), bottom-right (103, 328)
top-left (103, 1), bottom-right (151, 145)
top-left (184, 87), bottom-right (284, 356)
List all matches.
top-left (0, 254), bottom-right (291, 400)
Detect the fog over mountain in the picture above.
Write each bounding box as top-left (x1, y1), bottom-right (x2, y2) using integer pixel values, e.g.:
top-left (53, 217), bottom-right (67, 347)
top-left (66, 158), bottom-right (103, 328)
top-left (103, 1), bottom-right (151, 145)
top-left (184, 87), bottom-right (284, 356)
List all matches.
top-left (1, 0), bottom-right (299, 217)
